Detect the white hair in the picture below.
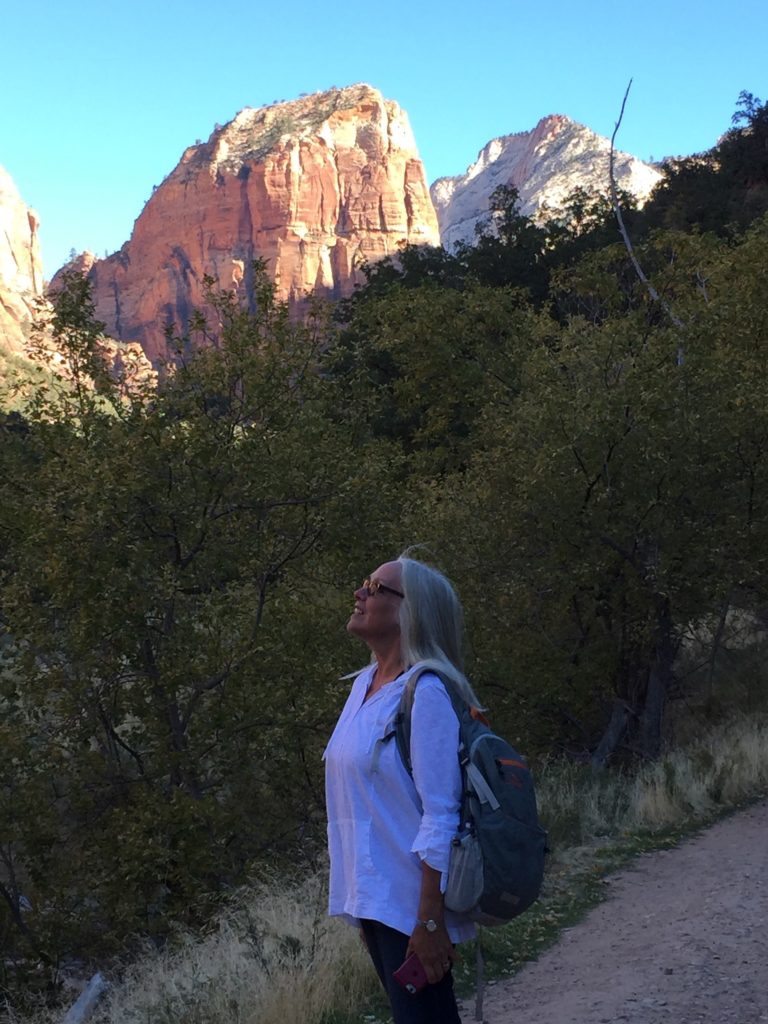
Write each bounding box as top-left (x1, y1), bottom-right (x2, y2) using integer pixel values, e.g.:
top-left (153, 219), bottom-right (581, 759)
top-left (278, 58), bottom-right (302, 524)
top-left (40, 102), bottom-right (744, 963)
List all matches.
top-left (396, 555), bottom-right (485, 709)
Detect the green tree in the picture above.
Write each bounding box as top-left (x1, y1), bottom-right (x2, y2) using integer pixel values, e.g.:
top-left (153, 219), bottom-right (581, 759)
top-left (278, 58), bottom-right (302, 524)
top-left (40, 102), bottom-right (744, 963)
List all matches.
top-left (454, 185), bottom-right (550, 302)
top-left (413, 223), bottom-right (768, 762)
top-left (639, 92), bottom-right (768, 238)
top-left (0, 271), bottom-right (400, 993)
top-left (328, 279), bottom-right (537, 473)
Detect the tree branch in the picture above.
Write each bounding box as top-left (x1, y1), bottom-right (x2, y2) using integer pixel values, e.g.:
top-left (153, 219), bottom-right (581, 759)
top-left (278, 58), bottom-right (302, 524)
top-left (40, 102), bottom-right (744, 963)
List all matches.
top-left (609, 80), bottom-right (685, 331)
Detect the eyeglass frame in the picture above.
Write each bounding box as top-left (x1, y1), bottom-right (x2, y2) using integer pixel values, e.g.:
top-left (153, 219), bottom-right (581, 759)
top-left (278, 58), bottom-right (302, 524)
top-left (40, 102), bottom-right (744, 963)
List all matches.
top-left (360, 577), bottom-right (405, 599)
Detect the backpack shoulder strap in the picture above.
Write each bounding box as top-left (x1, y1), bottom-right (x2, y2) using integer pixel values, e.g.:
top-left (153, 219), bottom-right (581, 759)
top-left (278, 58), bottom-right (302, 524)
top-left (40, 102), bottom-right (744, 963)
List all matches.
top-left (394, 668), bottom-right (421, 777)
top-left (394, 666), bottom-right (466, 777)
top-left (371, 666), bottom-right (432, 776)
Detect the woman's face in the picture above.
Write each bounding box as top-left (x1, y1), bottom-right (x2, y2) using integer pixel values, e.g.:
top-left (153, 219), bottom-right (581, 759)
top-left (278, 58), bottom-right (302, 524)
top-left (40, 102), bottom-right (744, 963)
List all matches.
top-left (347, 561), bottom-right (403, 649)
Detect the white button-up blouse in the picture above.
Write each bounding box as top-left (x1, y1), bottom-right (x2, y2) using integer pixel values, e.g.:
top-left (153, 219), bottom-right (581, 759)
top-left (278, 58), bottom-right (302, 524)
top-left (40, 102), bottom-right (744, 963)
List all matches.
top-left (324, 663), bottom-right (475, 942)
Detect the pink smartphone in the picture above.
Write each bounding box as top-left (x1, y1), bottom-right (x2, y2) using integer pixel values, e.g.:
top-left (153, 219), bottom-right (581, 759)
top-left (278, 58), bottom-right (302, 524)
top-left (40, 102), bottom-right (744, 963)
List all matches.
top-left (393, 952), bottom-right (429, 995)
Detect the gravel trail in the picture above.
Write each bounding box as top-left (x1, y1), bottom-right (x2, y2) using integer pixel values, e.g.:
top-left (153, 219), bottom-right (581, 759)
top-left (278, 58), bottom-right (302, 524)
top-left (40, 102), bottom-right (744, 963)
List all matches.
top-left (460, 799), bottom-right (768, 1024)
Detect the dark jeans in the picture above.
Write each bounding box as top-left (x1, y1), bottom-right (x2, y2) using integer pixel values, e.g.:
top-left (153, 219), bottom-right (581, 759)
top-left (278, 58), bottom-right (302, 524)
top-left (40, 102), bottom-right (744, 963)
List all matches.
top-left (360, 919), bottom-right (462, 1024)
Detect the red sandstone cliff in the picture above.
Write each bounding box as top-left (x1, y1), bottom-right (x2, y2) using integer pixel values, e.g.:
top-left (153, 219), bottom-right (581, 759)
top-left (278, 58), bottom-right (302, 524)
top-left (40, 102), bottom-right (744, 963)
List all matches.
top-left (0, 166), bottom-right (44, 357)
top-left (85, 84), bottom-right (440, 364)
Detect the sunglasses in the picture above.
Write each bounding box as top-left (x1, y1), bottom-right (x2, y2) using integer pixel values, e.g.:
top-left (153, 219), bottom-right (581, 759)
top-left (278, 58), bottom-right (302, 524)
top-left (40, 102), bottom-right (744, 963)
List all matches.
top-left (361, 577), bottom-right (405, 599)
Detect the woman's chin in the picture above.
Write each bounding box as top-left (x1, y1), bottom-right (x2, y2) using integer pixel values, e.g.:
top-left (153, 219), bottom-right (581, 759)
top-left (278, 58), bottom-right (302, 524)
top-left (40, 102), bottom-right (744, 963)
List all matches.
top-left (346, 614), bottom-right (364, 635)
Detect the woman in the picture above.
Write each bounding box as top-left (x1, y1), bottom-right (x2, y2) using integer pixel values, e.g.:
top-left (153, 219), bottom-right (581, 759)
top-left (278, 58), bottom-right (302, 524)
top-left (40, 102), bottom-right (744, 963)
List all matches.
top-left (324, 555), bottom-right (483, 1023)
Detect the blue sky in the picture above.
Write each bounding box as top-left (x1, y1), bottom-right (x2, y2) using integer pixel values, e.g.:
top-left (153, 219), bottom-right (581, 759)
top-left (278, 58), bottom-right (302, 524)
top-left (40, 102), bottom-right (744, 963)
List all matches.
top-left (4, 0), bottom-right (766, 276)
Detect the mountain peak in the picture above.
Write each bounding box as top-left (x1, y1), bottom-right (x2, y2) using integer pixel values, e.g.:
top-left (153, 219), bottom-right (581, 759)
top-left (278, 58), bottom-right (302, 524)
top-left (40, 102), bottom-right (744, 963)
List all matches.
top-left (175, 85), bottom-right (394, 181)
top-left (431, 115), bottom-right (661, 248)
top-left (82, 85), bottom-right (438, 363)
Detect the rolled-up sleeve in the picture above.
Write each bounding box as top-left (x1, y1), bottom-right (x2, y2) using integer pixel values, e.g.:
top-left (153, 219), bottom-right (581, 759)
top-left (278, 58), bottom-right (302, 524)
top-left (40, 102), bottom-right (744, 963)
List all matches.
top-left (409, 676), bottom-right (462, 881)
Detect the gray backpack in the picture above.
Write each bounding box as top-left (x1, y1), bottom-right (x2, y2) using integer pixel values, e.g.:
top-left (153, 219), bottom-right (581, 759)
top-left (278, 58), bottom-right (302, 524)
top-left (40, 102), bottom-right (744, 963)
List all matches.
top-left (394, 667), bottom-right (548, 924)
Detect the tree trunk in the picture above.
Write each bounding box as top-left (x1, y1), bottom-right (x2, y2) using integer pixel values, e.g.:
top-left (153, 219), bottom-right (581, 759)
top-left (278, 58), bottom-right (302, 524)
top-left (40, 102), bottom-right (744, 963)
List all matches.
top-left (591, 698), bottom-right (632, 769)
top-left (637, 596), bottom-right (675, 758)
top-left (593, 596), bottom-right (676, 766)
top-left (637, 663), bottom-right (666, 758)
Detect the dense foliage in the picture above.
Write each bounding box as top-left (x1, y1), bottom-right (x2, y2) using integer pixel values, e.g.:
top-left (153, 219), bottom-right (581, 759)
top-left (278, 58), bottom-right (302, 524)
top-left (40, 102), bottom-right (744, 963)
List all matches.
top-left (1, 94), bottom-right (767, 1005)
top-left (0, 272), bottom-right (405, 993)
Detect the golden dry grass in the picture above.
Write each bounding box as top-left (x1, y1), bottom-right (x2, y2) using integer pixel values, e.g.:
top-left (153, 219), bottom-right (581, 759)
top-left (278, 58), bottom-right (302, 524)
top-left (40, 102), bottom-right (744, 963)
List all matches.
top-left (15, 713), bottom-right (768, 1024)
top-left (85, 870), bottom-right (375, 1024)
top-left (539, 713), bottom-right (768, 848)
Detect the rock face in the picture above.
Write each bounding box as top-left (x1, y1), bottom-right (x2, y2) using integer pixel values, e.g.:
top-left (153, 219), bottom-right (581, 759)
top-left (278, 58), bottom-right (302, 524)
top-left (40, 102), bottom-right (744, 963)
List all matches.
top-left (44, 251), bottom-right (156, 392)
top-left (0, 245), bottom-right (155, 395)
top-left (431, 114), bottom-right (663, 249)
top-left (86, 84), bottom-right (440, 364)
top-left (0, 166), bottom-right (44, 355)
top-left (50, 249), bottom-right (98, 287)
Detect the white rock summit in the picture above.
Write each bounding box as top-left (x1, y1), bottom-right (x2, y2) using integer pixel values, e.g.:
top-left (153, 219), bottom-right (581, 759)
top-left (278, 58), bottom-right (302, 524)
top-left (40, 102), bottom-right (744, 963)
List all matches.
top-left (431, 114), bottom-right (662, 249)
top-left (0, 165), bottom-right (44, 354)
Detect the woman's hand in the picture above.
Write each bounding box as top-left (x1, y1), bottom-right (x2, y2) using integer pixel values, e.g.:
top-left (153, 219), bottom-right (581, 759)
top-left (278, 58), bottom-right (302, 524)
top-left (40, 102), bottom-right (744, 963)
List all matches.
top-left (406, 921), bottom-right (457, 984)
top-left (410, 860), bottom-right (457, 983)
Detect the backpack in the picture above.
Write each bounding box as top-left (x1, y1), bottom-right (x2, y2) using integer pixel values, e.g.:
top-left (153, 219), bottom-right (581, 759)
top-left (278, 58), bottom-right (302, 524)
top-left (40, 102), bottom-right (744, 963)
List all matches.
top-left (394, 666), bottom-right (548, 925)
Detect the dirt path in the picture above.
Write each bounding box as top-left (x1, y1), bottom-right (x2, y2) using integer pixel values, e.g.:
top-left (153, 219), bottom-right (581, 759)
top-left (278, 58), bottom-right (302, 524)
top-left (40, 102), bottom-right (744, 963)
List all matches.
top-left (459, 799), bottom-right (768, 1024)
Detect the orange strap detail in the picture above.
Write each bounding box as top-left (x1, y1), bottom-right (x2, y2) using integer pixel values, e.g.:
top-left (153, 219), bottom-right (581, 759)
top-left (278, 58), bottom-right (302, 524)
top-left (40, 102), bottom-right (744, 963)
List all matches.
top-left (469, 706), bottom-right (491, 726)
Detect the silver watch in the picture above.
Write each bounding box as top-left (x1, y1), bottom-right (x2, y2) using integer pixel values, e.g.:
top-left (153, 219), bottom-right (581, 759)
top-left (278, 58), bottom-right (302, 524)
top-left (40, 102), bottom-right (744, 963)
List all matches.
top-left (418, 918), bottom-right (439, 932)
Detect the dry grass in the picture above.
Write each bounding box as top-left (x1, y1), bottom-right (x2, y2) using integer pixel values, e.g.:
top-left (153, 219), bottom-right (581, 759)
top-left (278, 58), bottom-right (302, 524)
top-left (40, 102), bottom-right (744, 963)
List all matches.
top-left (11, 713), bottom-right (768, 1024)
top-left (86, 870), bottom-right (375, 1024)
top-left (628, 714), bottom-right (768, 827)
top-left (539, 712), bottom-right (768, 852)
top-left (5, 870), bottom-right (375, 1024)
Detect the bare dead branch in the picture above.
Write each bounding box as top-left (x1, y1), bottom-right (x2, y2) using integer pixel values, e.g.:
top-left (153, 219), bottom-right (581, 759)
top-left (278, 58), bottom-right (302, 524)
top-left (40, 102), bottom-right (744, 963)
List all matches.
top-left (609, 80), bottom-right (685, 331)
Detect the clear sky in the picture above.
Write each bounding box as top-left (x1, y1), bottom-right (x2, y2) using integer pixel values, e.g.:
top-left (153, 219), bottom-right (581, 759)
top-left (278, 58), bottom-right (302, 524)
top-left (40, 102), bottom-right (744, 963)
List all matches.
top-left (4, 0), bottom-right (766, 277)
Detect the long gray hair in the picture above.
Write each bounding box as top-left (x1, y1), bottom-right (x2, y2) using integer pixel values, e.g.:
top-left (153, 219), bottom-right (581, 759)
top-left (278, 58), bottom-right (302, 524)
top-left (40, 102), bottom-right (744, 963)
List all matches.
top-left (397, 555), bottom-right (485, 709)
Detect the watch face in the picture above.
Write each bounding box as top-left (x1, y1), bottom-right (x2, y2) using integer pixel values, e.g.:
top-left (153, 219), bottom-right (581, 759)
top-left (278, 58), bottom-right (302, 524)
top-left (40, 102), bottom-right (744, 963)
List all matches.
top-left (425, 919), bottom-right (438, 932)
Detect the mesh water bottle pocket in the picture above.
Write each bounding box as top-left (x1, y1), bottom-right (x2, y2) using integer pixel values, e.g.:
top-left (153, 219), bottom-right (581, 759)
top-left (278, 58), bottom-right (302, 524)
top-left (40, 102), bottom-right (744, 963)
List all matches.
top-left (444, 831), bottom-right (484, 914)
